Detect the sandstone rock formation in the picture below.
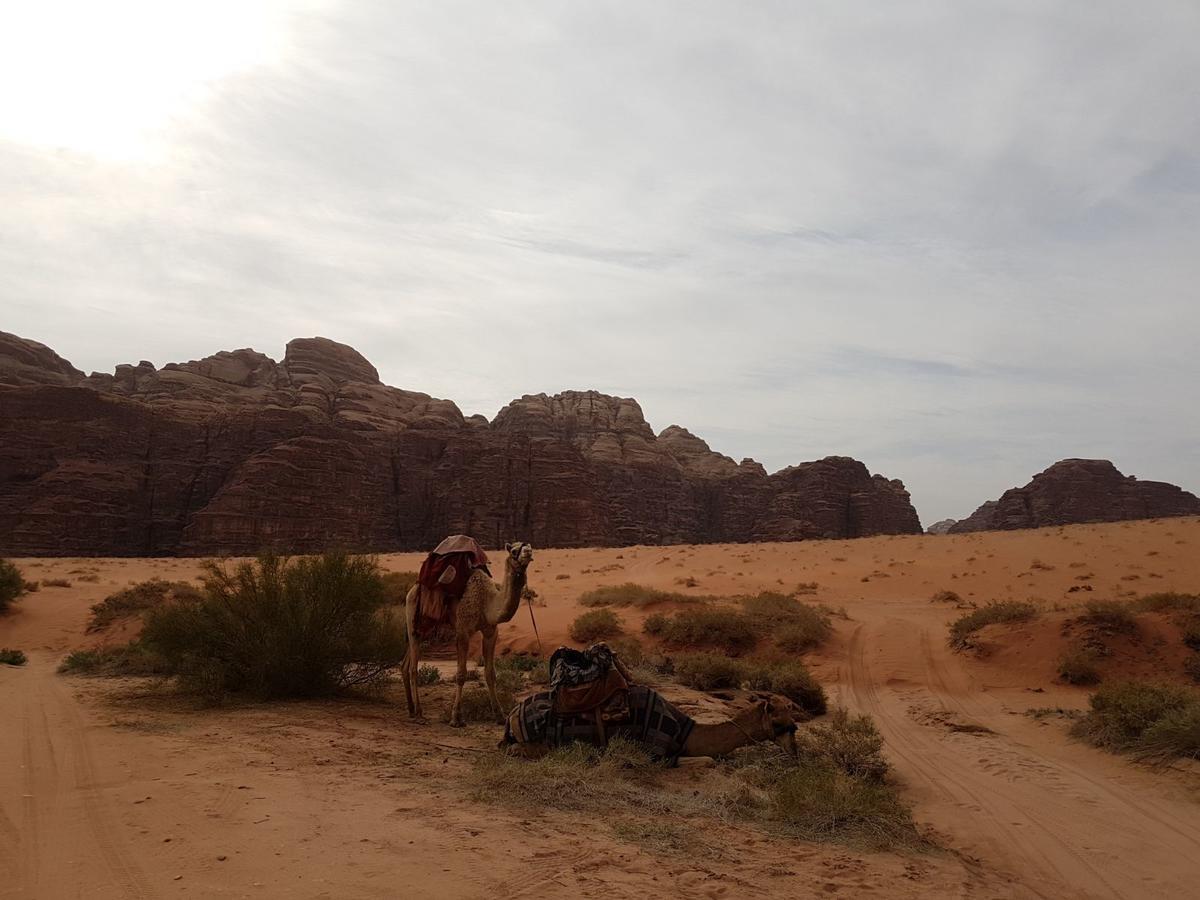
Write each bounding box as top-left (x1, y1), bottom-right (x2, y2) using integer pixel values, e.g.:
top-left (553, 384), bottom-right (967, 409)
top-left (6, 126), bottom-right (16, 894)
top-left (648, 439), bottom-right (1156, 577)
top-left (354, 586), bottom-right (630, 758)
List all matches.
top-left (925, 519), bottom-right (958, 535)
top-left (948, 460), bottom-right (1200, 533)
top-left (0, 331), bottom-right (922, 555)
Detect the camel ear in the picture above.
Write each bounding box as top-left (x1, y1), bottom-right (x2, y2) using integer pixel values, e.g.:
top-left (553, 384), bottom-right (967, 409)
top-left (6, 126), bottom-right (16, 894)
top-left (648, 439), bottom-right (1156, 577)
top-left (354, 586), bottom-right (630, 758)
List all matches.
top-left (504, 542), bottom-right (515, 553)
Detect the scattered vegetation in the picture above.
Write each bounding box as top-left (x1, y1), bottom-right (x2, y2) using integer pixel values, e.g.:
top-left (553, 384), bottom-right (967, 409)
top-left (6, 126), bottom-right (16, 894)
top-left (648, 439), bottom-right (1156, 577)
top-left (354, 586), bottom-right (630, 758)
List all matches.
top-left (577, 583), bottom-right (708, 608)
top-left (1134, 592), bottom-right (1200, 613)
top-left (643, 607), bottom-right (758, 655)
top-left (127, 553), bottom-right (407, 699)
top-left (569, 608), bottom-right (623, 642)
top-left (794, 708), bottom-right (888, 781)
top-left (1072, 680), bottom-right (1200, 761)
top-left (1181, 619), bottom-right (1200, 651)
top-left (0, 648), bottom-right (28, 666)
top-left (41, 578), bottom-right (72, 588)
top-left (930, 589), bottom-right (961, 604)
top-left (494, 653), bottom-right (543, 673)
top-left (87, 579), bottom-right (202, 632)
top-left (58, 642), bottom-right (171, 676)
top-left (948, 601), bottom-right (1038, 650)
top-left (673, 651), bottom-right (745, 691)
top-left (1057, 648), bottom-right (1102, 685)
top-left (1185, 656), bottom-right (1200, 685)
top-left (1079, 600), bottom-right (1138, 633)
top-left (672, 653), bottom-right (826, 715)
top-left (794, 582), bottom-right (819, 595)
top-left (471, 731), bottom-right (918, 850)
top-left (455, 668), bottom-right (524, 723)
top-left (0, 559), bottom-right (27, 613)
top-left (416, 664), bottom-right (442, 685)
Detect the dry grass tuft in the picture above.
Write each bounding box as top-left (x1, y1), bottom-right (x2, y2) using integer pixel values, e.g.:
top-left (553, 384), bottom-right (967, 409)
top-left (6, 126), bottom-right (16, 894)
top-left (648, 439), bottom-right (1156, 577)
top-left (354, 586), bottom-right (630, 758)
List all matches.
top-left (1072, 680), bottom-right (1200, 761)
top-left (88, 580), bottom-right (203, 632)
top-left (0, 648), bottom-right (28, 666)
top-left (569, 608), bottom-right (623, 642)
top-left (948, 601), bottom-right (1038, 650)
top-left (1057, 648), bottom-right (1102, 685)
top-left (1079, 600), bottom-right (1138, 634)
top-left (577, 583), bottom-right (711, 608)
top-left (644, 608), bottom-right (758, 655)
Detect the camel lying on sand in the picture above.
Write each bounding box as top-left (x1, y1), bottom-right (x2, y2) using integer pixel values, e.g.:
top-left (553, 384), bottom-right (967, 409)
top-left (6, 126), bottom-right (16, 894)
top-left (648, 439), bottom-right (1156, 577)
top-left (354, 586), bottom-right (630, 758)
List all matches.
top-left (402, 541), bottom-right (534, 727)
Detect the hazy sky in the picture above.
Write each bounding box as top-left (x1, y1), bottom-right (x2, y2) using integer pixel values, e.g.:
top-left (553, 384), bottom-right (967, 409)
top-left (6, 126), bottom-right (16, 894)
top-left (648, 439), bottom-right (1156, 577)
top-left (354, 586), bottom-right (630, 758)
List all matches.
top-left (3, 1), bottom-right (1198, 525)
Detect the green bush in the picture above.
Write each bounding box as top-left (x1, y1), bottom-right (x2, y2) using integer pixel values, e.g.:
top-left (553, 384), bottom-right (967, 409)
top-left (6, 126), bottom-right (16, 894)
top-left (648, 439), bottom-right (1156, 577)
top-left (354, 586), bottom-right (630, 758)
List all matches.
top-left (795, 709), bottom-right (889, 782)
top-left (416, 663), bottom-right (442, 685)
top-left (1181, 618), bottom-right (1200, 652)
top-left (673, 652), bottom-right (744, 691)
top-left (0, 559), bottom-right (27, 613)
top-left (642, 613), bottom-right (668, 635)
top-left (1137, 705), bottom-right (1200, 761)
top-left (569, 608), bottom-right (623, 643)
top-left (1134, 592), bottom-right (1200, 613)
top-left (58, 642), bottom-right (171, 676)
top-left (1058, 649), bottom-right (1102, 685)
top-left (1080, 600), bottom-right (1138, 633)
top-left (948, 601), bottom-right (1038, 650)
top-left (88, 579), bottom-right (202, 632)
top-left (743, 659), bottom-right (827, 716)
top-left (931, 589), bottom-right (961, 604)
top-left (138, 553), bottom-right (406, 699)
top-left (0, 648), bottom-right (27, 666)
top-left (647, 608), bottom-right (758, 655)
top-left (1071, 680), bottom-right (1197, 751)
top-left (607, 636), bottom-right (646, 666)
top-left (494, 653), bottom-right (542, 672)
top-left (456, 668), bottom-right (524, 722)
top-left (742, 592), bottom-right (832, 653)
top-left (578, 583), bottom-right (709, 608)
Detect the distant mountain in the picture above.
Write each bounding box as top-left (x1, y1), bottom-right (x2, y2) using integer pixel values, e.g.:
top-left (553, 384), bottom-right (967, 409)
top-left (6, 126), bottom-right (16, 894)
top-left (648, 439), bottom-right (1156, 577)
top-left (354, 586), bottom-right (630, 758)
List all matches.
top-left (0, 331), bottom-right (922, 555)
top-left (949, 460), bottom-right (1200, 533)
top-left (925, 519), bottom-right (958, 535)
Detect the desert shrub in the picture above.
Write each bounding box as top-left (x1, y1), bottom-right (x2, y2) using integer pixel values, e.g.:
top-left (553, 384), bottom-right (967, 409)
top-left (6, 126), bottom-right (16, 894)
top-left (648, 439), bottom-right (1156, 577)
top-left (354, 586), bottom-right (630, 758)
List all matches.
top-left (795, 709), bottom-right (889, 782)
top-left (0, 648), bottom-right (27, 666)
top-left (1071, 680), bottom-right (1197, 751)
top-left (528, 660), bottom-right (550, 685)
top-left (775, 616), bottom-right (833, 654)
top-left (767, 761), bottom-right (919, 849)
top-left (577, 583), bottom-right (709, 608)
top-left (795, 582), bottom-right (819, 595)
top-left (88, 579), bottom-right (202, 632)
top-left (1058, 649), bottom-right (1102, 685)
top-left (1080, 600), bottom-right (1138, 633)
top-left (741, 593), bottom-right (832, 652)
top-left (742, 659), bottom-right (827, 716)
top-left (948, 601), bottom-right (1037, 650)
top-left (416, 663), bottom-right (442, 685)
top-left (41, 578), bottom-right (72, 588)
top-left (138, 553), bottom-right (406, 699)
top-left (455, 667), bottom-right (525, 722)
top-left (0, 560), bottom-right (27, 613)
top-left (673, 651), bottom-right (744, 691)
top-left (642, 613), bottom-right (668, 635)
top-left (649, 608), bottom-right (757, 655)
top-left (494, 653), bottom-right (542, 673)
top-left (380, 571), bottom-right (419, 604)
top-left (1134, 592), bottom-right (1200, 613)
top-left (1137, 705), bottom-right (1200, 761)
top-left (1181, 619), bottom-right (1200, 651)
top-left (607, 635), bottom-right (645, 666)
top-left (931, 590), bottom-right (961, 604)
top-left (569, 609), bottom-right (623, 643)
top-left (22, 580), bottom-right (40, 593)
top-left (58, 642), bottom-right (171, 676)
top-left (1185, 656), bottom-right (1200, 684)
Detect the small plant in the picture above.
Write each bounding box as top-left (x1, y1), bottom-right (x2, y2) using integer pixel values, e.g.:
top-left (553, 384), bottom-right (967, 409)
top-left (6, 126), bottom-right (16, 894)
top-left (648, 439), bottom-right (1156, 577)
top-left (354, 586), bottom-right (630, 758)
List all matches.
top-left (1, 560), bottom-right (30, 613)
top-left (1181, 619), bottom-right (1200, 651)
top-left (1137, 705), bottom-right (1200, 762)
top-left (57, 642), bottom-right (170, 676)
top-left (794, 582), bottom-right (819, 595)
top-left (569, 608), bottom-right (623, 642)
top-left (416, 664), bottom-right (442, 685)
top-left (742, 659), bottom-right (827, 716)
top-left (577, 583), bottom-right (709, 608)
top-left (41, 578), bottom-right (72, 588)
top-left (794, 708), bottom-right (889, 782)
top-left (948, 601), bottom-right (1037, 650)
top-left (673, 652), bottom-right (744, 691)
top-left (1134, 592), bottom-right (1200, 613)
top-left (642, 613), bottom-right (668, 635)
top-left (1080, 600), bottom-right (1137, 633)
top-left (1057, 649), bottom-right (1102, 685)
top-left (380, 571), bottom-right (419, 604)
top-left (0, 648), bottom-right (27, 666)
top-left (931, 589), bottom-right (961, 604)
top-left (646, 608), bottom-right (758, 655)
top-left (494, 653), bottom-right (542, 672)
top-left (456, 668), bottom-right (525, 722)
top-left (87, 579), bottom-right (202, 632)
top-left (1071, 680), bottom-right (1196, 752)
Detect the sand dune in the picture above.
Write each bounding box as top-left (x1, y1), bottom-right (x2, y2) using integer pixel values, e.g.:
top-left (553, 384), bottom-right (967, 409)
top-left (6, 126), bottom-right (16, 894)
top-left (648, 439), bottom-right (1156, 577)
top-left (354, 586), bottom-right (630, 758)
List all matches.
top-left (3, 516), bottom-right (1200, 898)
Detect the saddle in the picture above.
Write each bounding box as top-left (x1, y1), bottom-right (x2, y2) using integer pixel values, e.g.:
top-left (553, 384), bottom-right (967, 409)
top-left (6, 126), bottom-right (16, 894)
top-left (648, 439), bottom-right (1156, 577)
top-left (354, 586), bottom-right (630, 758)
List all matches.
top-left (548, 644), bottom-right (634, 743)
top-left (413, 535), bottom-right (490, 638)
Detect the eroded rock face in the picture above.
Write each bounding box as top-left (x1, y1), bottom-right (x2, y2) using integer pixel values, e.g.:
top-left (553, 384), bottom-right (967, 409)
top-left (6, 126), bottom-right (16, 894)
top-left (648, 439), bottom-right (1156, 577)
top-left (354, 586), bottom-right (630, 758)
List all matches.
top-left (0, 331), bottom-right (924, 555)
top-left (948, 460), bottom-right (1200, 533)
top-left (926, 519), bottom-right (958, 535)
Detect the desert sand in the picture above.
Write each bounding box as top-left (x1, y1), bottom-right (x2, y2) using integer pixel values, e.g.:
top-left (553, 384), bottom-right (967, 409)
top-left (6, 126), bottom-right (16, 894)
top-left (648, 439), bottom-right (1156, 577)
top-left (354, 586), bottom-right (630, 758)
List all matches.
top-left (3, 516), bottom-right (1200, 899)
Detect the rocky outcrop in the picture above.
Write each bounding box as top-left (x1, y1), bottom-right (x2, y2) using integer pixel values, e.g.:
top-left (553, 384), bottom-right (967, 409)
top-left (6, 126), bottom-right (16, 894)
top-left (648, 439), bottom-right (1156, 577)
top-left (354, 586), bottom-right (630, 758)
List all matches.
top-left (0, 332), bottom-right (923, 555)
top-left (925, 519), bottom-right (958, 535)
top-left (948, 460), bottom-right (1200, 533)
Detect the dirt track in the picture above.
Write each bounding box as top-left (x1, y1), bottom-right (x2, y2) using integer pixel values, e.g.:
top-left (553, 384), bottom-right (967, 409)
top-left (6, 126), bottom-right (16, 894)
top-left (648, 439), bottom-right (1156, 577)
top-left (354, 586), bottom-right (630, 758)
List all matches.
top-left (3, 516), bottom-right (1200, 898)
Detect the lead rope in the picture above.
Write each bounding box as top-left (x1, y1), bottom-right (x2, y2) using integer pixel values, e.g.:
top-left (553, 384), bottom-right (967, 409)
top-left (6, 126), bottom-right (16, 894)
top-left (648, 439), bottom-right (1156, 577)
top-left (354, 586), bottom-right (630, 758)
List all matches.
top-left (526, 590), bottom-right (543, 655)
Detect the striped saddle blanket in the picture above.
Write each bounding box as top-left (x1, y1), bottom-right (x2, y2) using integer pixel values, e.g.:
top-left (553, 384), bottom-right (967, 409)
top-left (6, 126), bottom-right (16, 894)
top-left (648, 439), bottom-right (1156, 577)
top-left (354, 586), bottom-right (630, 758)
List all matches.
top-left (504, 684), bottom-right (695, 764)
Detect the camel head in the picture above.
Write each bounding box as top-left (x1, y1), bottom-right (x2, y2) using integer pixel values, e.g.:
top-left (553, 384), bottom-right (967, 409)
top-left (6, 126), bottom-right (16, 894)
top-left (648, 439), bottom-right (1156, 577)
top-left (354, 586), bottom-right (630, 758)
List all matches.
top-left (745, 693), bottom-right (800, 757)
top-left (504, 541), bottom-right (534, 571)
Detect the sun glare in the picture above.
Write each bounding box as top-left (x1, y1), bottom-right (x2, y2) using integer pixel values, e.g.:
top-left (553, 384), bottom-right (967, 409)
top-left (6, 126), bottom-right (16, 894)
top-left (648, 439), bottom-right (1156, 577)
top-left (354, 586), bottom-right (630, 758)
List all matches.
top-left (0, 0), bottom-right (299, 161)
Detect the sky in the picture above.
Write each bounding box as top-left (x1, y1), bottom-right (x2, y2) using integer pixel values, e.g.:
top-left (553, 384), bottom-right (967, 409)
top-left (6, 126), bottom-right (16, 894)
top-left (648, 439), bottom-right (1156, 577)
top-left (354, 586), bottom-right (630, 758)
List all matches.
top-left (3, 1), bottom-right (1198, 525)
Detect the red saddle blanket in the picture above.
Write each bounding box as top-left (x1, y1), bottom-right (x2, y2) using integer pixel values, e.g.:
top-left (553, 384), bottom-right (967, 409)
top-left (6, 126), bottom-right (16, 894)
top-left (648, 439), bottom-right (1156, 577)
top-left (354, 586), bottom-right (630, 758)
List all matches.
top-left (414, 535), bottom-right (490, 637)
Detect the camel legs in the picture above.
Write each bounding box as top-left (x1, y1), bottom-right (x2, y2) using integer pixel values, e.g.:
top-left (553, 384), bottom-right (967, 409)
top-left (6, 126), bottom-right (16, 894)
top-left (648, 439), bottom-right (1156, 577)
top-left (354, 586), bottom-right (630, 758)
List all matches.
top-left (448, 631), bottom-right (470, 728)
top-left (481, 626), bottom-right (504, 724)
top-left (402, 586), bottom-right (423, 719)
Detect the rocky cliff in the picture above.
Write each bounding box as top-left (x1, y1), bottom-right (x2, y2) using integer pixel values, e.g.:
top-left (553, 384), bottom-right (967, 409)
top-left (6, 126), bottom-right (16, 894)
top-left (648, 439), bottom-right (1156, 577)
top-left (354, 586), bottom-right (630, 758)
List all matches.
top-left (948, 460), bottom-right (1200, 533)
top-left (0, 331), bottom-right (922, 555)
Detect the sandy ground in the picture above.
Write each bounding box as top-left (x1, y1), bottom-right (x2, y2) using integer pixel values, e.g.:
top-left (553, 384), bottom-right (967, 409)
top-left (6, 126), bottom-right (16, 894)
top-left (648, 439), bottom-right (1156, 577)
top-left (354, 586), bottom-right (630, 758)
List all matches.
top-left (3, 516), bottom-right (1200, 899)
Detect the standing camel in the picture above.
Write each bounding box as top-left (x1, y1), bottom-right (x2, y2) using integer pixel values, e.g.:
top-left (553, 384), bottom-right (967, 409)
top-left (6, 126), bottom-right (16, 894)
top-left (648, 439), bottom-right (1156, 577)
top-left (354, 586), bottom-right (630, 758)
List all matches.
top-left (402, 541), bottom-right (534, 727)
